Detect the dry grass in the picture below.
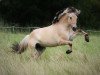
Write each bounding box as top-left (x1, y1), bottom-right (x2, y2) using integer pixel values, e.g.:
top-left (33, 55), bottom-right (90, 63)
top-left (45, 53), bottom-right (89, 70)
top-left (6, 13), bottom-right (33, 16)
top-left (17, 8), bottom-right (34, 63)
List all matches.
top-left (0, 31), bottom-right (100, 75)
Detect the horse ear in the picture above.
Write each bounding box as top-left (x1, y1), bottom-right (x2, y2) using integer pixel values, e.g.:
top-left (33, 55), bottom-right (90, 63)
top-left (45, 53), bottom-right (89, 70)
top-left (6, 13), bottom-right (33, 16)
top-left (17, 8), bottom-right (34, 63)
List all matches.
top-left (76, 10), bottom-right (81, 16)
top-left (78, 10), bottom-right (81, 14)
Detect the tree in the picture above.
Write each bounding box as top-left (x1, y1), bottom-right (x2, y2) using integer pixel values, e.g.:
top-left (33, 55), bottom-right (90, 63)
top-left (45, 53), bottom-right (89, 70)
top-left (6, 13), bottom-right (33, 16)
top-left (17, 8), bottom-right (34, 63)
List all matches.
top-left (0, 0), bottom-right (100, 29)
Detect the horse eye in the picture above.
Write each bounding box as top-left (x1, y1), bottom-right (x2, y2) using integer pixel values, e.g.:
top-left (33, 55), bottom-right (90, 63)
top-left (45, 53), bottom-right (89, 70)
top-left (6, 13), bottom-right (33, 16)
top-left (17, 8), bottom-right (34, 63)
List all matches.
top-left (69, 17), bottom-right (72, 19)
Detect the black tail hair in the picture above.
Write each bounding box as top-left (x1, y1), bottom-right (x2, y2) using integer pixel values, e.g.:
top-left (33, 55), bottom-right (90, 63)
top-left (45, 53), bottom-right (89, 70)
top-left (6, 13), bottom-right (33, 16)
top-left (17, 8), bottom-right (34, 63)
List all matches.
top-left (12, 42), bottom-right (26, 54)
top-left (12, 42), bottom-right (20, 53)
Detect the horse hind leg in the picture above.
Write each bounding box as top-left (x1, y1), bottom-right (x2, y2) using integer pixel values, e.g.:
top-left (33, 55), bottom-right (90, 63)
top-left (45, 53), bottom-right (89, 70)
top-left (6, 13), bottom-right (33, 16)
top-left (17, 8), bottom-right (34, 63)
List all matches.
top-left (33, 43), bottom-right (46, 59)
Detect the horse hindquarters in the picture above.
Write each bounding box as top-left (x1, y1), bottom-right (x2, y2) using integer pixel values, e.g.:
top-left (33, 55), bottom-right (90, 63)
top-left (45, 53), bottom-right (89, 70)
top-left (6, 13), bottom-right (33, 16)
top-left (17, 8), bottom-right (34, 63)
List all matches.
top-left (33, 43), bottom-right (46, 59)
top-left (28, 38), bottom-right (46, 59)
top-left (29, 43), bottom-right (46, 59)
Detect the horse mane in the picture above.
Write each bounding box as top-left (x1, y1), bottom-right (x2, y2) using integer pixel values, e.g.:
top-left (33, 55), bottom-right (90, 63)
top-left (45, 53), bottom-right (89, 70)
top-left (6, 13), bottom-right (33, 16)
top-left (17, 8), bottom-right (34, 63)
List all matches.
top-left (52, 7), bottom-right (80, 24)
top-left (52, 9), bottom-right (65, 24)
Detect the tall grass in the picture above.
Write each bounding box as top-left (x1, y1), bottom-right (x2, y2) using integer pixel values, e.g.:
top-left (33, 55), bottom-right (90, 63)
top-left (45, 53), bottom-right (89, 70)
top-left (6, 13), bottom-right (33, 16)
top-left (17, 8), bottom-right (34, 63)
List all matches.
top-left (0, 31), bottom-right (100, 75)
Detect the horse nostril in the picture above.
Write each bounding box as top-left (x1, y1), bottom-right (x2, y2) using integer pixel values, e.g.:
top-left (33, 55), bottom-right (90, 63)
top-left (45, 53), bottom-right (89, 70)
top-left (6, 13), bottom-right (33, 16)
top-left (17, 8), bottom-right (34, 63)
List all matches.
top-left (72, 27), bottom-right (77, 31)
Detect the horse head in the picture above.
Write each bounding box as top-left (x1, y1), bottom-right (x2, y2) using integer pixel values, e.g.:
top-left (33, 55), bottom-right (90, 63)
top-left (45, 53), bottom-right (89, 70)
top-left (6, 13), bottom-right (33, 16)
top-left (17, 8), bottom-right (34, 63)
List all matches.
top-left (52, 7), bottom-right (81, 31)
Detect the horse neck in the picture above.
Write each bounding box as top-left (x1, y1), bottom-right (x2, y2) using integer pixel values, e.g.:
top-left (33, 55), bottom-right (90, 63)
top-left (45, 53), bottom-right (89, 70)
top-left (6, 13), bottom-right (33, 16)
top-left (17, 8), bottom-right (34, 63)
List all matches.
top-left (52, 15), bottom-right (71, 31)
top-left (58, 14), bottom-right (67, 22)
top-left (52, 22), bottom-right (71, 33)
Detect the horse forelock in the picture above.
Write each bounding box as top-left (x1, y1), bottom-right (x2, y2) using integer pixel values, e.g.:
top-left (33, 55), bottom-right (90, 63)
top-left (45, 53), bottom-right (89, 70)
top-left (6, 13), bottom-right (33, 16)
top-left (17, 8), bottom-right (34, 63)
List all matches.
top-left (67, 7), bottom-right (81, 16)
top-left (52, 7), bottom-right (80, 24)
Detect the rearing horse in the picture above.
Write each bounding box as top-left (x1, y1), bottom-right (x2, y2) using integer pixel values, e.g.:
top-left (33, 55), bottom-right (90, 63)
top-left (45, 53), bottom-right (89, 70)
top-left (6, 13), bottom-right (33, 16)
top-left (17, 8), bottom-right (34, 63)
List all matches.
top-left (12, 7), bottom-right (89, 59)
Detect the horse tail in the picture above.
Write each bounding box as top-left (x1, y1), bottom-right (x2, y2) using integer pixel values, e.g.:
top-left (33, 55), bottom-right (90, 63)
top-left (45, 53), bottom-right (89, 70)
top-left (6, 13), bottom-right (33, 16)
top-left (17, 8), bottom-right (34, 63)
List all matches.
top-left (12, 35), bottom-right (29, 54)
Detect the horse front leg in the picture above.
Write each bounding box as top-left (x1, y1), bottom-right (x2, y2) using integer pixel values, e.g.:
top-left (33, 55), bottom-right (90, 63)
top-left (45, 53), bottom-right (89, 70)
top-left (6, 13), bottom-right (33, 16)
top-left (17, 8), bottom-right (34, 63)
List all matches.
top-left (77, 29), bottom-right (89, 42)
top-left (59, 39), bottom-right (72, 54)
top-left (81, 30), bottom-right (89, 42)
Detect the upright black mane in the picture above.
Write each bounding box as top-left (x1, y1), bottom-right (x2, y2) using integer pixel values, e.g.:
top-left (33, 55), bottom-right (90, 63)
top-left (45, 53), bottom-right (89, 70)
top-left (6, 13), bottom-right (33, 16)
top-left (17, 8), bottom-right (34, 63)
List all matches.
top-left (52, 9), bottom-right (65, 24)
top-left (52, 7), bottom-right (80, 24)
top-left (67, 7), bottom-right (77, 13)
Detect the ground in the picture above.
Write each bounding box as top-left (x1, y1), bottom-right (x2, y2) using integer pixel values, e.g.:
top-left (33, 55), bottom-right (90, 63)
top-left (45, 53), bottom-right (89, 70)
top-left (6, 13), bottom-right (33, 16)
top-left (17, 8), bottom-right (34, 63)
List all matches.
top-left (0, 31), bottom-right (100, 75)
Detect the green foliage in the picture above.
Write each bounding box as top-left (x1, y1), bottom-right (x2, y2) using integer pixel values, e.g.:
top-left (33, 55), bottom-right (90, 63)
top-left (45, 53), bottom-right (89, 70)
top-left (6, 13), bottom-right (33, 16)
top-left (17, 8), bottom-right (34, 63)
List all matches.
top-left (0, 0), bottom-right (100, 29)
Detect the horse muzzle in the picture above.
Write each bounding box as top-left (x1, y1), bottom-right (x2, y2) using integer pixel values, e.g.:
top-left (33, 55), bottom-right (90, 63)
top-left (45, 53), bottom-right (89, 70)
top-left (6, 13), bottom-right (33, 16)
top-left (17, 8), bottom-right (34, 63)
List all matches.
top-left (72, 27), bottom-right (77, 32)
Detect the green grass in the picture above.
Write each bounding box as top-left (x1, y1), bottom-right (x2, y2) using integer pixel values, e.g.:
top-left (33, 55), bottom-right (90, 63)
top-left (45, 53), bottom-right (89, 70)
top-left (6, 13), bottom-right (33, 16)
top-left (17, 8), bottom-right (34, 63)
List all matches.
top-left (0, 31), bottom-right (100, 75)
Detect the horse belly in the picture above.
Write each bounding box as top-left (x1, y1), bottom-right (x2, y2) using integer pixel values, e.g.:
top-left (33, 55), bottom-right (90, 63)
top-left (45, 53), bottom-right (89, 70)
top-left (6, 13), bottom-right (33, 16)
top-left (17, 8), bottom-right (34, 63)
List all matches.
top-left (39, 37), bottom-right (59, 47)
top-left (37, 32), bottom-right (59, 47)
top-left (42, 42), bottom-right (59, 47)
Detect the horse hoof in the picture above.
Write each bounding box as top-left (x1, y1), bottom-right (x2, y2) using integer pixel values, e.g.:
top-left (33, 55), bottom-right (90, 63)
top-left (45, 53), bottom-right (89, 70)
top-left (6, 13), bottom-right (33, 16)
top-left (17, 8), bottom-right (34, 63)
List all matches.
top-left (85, 37), bottom-right (89, 42)
top-left (85, 34), bottom-right (89, 42)
top-left (66, 50), bottom-right (72, 54)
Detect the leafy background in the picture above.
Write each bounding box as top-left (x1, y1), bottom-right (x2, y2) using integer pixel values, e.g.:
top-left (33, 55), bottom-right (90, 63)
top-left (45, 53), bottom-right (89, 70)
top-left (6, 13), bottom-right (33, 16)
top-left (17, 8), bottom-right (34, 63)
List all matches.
top-left (0, 0), bottom-right (100, 29)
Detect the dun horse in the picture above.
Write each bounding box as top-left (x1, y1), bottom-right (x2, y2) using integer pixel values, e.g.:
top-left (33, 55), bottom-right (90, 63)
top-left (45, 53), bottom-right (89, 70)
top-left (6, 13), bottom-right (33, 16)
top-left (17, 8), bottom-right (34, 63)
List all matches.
top-left (12, 7), bottom-right (89, 59)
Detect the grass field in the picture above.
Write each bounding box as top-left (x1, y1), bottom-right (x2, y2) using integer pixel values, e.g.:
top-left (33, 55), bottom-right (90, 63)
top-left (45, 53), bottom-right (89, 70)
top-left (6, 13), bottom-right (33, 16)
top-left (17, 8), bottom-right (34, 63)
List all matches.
top-left (0, 31), bottom-right (100, 75)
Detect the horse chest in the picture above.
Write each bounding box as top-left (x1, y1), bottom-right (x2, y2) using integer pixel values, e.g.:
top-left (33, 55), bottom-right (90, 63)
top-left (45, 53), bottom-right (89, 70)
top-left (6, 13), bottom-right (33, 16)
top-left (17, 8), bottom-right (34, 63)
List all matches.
top-left (67, 32), bottom-right (75, 41)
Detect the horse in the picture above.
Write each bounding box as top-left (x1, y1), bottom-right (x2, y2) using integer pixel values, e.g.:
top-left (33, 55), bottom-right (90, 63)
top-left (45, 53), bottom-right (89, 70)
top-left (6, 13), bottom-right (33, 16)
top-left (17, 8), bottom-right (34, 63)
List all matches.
top-left (12, 7), bottom-right (89, 59)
